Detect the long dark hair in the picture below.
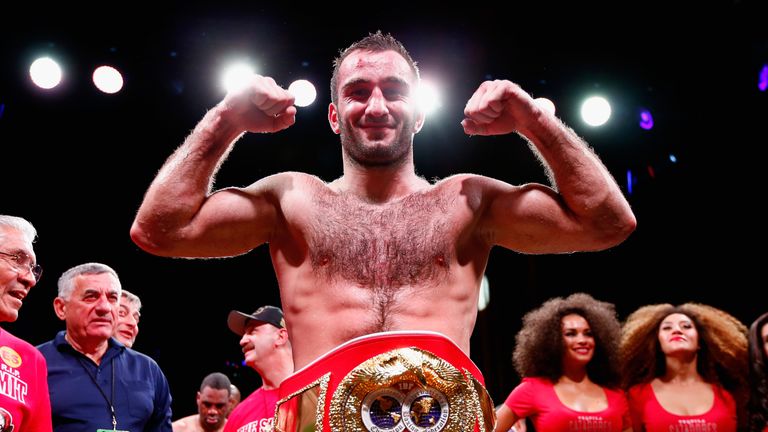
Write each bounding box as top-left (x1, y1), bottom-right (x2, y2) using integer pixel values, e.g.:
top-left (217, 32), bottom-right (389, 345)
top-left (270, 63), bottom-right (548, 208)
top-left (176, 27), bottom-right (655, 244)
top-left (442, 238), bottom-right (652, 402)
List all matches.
top-left (620, 303), bottom-right (748, 393)
top-left (749, 312), bottom-right (768, 432)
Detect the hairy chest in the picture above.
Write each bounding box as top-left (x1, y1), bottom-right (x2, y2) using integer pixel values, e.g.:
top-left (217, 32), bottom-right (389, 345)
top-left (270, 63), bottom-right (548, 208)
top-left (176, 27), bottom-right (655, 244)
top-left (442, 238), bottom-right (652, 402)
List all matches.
top-left (304, 191), bottom-right (464, 288)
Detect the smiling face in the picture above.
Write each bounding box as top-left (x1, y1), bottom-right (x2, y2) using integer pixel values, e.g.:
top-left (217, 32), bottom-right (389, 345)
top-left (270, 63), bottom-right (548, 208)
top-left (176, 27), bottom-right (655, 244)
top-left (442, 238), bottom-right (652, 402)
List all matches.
top-left (0, 226), bottom-right (37, 322)
top-left (658, 313), bottom-right (699, 356)
top-left (115, 298), bottom-right (140, 348)
top-left (329, 49), bottom-right (424, 168)
top-left (561, 313), bottom-right (595, 368)
top-left (239, 321), bottom-right (281, 369)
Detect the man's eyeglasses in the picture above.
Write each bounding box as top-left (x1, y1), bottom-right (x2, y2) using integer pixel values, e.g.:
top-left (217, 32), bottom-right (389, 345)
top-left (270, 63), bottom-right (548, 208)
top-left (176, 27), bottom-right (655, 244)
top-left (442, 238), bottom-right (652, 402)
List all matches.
top-left (0, 251), bottom-right (43, 282)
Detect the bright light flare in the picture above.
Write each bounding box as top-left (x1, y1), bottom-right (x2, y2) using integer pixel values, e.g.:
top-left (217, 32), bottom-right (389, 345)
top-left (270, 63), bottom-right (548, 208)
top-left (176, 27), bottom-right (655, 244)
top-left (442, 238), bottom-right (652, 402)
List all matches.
top-left (478, 275), bottom-right (490, 311)
top-left (287, 79), bottom-right (317, 107)
top-left (580, 96), bottom-right (611, 127)
top-left (414, 80), bottom-right (441, 115)
top-left (29, 57), bottom-right (62, 89)
top-left (222, 63), bottom-right (255, 93)
top-left (92, 65), bottom-right (124, 94)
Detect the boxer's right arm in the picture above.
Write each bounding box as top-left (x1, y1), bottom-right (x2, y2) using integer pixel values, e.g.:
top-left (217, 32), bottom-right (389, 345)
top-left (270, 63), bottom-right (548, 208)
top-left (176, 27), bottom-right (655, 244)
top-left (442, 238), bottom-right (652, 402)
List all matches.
top-left (130, 75), bottom-right (296, 258)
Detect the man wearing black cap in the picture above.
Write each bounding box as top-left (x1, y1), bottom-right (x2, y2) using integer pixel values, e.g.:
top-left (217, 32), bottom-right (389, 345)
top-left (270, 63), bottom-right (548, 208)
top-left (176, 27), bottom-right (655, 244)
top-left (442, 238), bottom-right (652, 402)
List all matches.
top-left (223, 306), bottom-right (293, 432)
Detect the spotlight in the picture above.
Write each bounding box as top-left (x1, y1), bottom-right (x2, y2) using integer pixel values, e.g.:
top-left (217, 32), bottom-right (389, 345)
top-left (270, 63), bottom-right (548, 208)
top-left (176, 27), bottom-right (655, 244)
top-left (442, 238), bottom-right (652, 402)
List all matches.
top-left (580, 96), bottom-right (611, 127)
top-left (92, 66), bottom-right (124, 94)
top-left (287, 80), bottom-right (317, 107)
top-left (639, 109), bottom-right (654, 130)
top-left (478, 275), bottom-right (490, 311)
top-left (415, 80), bottom-right (442, 116)
top-left (221, 63), bottom-right (256, 94)
top-left (29, 57), bottom-right (62, 90)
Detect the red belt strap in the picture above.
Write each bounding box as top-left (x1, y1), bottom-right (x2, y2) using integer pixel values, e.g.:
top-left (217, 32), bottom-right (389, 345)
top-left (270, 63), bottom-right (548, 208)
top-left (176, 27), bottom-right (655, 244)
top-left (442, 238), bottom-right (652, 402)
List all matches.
top-left (275, 331), bottom-right (495, 432)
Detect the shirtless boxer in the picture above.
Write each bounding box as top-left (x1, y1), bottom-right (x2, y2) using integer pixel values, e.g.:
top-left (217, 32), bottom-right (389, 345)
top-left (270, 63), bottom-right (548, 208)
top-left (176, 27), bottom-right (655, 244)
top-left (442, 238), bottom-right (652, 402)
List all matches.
top-left (131, 32), bottom-right (635, 431)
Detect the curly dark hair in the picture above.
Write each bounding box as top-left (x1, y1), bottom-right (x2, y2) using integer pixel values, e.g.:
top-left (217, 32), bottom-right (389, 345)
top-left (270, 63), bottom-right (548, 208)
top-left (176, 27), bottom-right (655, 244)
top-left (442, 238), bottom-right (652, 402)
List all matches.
top-left (512, 292), bottom-right (622, 387)
top-left (330, 31), bottom-right (420, 105)
top-left (749, 312), bottom-right (768, 432)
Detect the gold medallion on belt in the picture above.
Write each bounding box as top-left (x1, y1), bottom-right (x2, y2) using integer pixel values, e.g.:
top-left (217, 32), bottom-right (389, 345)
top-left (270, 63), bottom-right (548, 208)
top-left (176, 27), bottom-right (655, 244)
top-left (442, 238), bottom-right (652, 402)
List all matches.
top-left (328, 347), bottom-right (493, 432)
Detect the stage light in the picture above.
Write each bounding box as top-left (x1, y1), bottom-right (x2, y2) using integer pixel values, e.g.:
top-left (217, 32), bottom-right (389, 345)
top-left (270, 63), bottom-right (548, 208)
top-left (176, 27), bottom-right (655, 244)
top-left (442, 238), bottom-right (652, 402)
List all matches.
top-left (478, 275), bottom-right (490, 311)
top-left (414, 79), bottom-right (441, 115)
top-left (669, 154), bottom-right (677, 163)
top-left (758, 64), bottom-right (768, 92)
top-left (29, 57), bottom-right (62, 90)
top-left (287, 79), bottom-right (317, 107)
top-left (639, 109), bottom-right (654, 130)
top-left (221, 63), bottom-right (255, 93)
top-left (92, 66), bottom-right (124, 94)
top-left (580, 96), bottom-right (611, 127)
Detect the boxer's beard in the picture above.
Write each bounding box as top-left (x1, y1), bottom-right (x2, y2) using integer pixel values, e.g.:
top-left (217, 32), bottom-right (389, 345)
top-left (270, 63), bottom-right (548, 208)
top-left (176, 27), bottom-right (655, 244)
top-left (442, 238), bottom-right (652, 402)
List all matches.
top-left (338, 116), bottom-right (415, 168)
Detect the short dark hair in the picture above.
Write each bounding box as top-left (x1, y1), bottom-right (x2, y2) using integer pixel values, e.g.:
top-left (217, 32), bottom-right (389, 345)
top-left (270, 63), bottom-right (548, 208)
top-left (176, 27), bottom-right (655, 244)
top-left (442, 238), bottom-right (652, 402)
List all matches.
top-left (330, 31), bottom-right (419, 105)
top-left (200, 372), bottom-right (231, 393)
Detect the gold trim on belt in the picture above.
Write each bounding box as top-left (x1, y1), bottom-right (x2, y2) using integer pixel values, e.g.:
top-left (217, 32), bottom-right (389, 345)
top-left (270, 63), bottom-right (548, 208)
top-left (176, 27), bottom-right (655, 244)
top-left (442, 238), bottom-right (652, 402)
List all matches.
top-left (275, 347), bottom-right (494, 432)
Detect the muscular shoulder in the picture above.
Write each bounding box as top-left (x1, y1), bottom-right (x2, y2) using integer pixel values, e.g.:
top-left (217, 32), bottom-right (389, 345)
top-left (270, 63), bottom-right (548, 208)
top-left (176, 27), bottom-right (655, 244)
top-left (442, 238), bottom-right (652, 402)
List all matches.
top-left (432, 174), bottom-right (521, 210)
top-left (243, 171), bottom-right (332, 198)
top-left (172, 415), bottom-right (197, 432)
top-left (434, 173), bottom-right (520, 193)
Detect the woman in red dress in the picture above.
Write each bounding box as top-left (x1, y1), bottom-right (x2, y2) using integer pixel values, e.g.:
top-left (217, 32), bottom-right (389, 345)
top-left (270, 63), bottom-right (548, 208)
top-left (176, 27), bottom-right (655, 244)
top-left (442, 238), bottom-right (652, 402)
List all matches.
top-left (496, 293), bottom-right (630, 432)
top-left (621, 303), bottom-right (748, 432)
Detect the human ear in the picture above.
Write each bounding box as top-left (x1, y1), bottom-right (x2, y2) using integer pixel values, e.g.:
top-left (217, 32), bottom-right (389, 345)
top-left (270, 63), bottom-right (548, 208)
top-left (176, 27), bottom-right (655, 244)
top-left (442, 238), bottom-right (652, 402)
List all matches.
top-left (328, 103), bottom-right (340, 134)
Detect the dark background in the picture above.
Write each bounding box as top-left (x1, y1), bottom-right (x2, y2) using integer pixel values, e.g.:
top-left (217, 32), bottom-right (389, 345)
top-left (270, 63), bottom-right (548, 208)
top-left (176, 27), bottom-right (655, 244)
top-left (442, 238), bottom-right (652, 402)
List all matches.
top-left (1, 2), bottom-right (766, 418)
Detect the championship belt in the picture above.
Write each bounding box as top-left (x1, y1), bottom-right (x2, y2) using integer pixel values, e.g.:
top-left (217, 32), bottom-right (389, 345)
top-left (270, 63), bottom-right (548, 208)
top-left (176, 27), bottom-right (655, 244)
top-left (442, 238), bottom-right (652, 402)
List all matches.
top-left (274, 331), bottom-right (495, 432)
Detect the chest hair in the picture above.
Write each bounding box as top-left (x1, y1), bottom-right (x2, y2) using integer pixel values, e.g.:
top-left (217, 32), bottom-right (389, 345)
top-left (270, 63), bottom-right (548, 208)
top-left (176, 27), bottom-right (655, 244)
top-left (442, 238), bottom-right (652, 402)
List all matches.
top-left (308, 190), bottom-right (454, 291)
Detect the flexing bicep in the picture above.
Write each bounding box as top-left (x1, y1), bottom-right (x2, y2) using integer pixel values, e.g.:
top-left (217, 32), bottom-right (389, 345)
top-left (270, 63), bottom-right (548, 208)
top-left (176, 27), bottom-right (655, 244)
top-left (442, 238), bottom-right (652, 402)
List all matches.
top-left (184, 185), bottom-right (281, 255)
top-left (482, 181), bottom-right (615, 253)
top-left (132, 175), bottom-right (288, 257)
